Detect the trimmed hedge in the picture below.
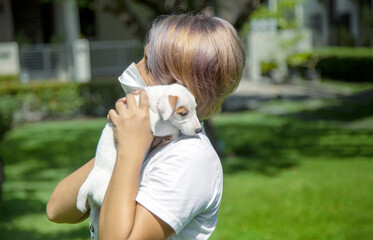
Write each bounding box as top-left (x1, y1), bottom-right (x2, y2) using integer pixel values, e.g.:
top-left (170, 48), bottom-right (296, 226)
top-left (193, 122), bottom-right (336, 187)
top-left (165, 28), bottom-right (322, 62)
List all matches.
top-left (316, 56), bottom-right (373, 82)
top-left (0, 79), bottom-right (125, 125)
top-left (287, 47), bottom-right (373, 82)
top-left (79, 80), bottom-right (125, 116)
top-left (0, 75), bottom-right (18, 86)
top-left (0, 82), bottom-right (84, 121)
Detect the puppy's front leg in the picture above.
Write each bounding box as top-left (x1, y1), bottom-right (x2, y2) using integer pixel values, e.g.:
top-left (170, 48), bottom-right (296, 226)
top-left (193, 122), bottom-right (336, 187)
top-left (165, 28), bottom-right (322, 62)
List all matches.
top-left (161, 132), bottom-right (179, 145)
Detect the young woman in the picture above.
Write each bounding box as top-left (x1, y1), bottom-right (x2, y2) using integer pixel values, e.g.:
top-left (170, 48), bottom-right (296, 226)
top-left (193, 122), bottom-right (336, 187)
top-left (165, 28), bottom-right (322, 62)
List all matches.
top-left (47, 14), bottom-right (245, 240)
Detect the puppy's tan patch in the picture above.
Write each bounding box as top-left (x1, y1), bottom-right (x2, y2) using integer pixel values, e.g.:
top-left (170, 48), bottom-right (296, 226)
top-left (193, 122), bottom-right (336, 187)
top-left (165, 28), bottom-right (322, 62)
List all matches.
top-left (168, 95), bottom-right (178, 109)
top-left (175, 106), bottom-right (188, 114)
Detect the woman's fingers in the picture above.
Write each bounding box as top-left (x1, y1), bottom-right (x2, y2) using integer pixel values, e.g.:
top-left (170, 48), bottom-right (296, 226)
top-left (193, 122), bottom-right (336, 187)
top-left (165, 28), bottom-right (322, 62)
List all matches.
top-left (125, 93), bottom-right (137, 110)
top-left (110, 91), bottom-right (145, 121)
top-left (117, 97), bottom-right (127, 104)
top-left (108, 109), bottom-right (118, 122)
top-left (115, 98), bottom-right (128, 115)
top-left (138, 90), bottom-right (149, 110)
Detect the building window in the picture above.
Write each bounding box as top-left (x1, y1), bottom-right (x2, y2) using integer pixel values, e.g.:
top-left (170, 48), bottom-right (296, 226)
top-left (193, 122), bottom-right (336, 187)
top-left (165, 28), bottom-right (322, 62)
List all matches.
top-left (310, 13), bottom-right (323, 34)
top-left (339, 13), bottom-right (351, 33)
top-left (79, 7), bottom-right (96, 38)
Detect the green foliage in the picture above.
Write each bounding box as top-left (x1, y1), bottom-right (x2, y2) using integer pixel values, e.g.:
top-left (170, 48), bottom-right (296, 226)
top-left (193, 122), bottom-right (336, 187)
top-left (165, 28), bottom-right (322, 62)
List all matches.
top-left (276, 0), bottom-right (302, 29)
top-left (24, 82), bottom-right (84, 119)
top-left (0, 82), bottom-right (84, 121)
top-left (316, 56), bottom-right (373, 82)
top-left (0, 75), bottom-right (18, 86)
top-left (0, 95), bottom-right (20, 141)
top-left (79, 80), bottom-right (124, 116)
top-left (286, 51), bottom-right (312, 67)
top-left (0, 80), bottom-right (124, 124)
top-left (261, 61), bottom-right (278, 75)
top-left (241, 0), bottom-right (304, 36)
top-left (250, 6), bottom-right (276, 19)
top-left (250, 0), bottom-right (302, 29)
top-left (287, 47), bottom-right (373, 82)
top-left (316, 47), bottom-right (373, 57)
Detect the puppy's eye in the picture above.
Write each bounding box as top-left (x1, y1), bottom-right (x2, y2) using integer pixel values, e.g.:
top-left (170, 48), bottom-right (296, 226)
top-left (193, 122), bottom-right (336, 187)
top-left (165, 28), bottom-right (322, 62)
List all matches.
top-left (176, 107), bottom-right (188, 117)
top-left (178, 111), bottom-right (188, 117)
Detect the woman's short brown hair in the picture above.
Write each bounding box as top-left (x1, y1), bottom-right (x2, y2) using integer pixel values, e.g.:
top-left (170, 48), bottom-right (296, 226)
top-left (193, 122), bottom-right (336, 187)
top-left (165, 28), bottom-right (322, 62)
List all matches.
top-left (147, 14), bottom-right (245, 120)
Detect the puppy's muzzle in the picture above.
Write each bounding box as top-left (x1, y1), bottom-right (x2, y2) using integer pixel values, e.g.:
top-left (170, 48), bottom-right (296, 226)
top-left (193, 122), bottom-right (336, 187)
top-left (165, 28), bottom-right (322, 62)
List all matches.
top-left (195, 128), bottom-right (203, 134)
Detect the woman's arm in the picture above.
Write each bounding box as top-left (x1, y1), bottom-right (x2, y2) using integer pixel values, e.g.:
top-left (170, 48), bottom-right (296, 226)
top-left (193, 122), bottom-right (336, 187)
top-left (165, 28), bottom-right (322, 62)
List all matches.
top-left (99, 91), bottom-right (174, 239)
top-left (46, 158), bottom-right (94, 223)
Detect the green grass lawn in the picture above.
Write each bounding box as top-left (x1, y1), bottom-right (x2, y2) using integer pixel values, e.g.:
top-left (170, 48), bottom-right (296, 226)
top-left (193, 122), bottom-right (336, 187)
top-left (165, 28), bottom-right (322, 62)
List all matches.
top-left (0, 86), bottom-right (373, 240)
top-left (0, 118), bottom-right (107, 240)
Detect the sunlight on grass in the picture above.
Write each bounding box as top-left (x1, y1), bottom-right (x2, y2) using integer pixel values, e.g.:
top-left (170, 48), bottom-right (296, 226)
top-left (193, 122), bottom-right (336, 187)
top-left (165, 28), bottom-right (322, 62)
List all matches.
top-left (213, 159), bottom-right (373, 240)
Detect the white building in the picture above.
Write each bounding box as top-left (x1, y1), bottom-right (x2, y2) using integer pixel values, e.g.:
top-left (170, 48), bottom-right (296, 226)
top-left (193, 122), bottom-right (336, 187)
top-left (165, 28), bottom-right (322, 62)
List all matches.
top-left (246, 0), bottom-right (373, 81)
top-left (303, 0), bottom-right (373, 46)
top-left (0, 0), bottom-right (143, 80)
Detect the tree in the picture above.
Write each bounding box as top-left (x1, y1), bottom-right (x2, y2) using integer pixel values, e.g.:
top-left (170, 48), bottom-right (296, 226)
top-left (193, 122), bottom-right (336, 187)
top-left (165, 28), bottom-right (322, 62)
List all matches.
top-left (74, 0), bottom-right (264, 41)
top-left (351, 0), bottom-right (373, 46)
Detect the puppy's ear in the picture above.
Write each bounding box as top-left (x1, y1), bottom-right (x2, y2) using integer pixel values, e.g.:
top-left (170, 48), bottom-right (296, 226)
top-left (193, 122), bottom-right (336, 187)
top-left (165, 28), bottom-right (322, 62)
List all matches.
top-left (157, 95), bottom-right (178, 120)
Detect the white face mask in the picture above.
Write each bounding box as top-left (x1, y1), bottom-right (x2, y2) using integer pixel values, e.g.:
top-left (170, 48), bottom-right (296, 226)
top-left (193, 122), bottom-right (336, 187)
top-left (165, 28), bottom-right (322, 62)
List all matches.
top-left (118, 62), bottom-right (147, 94)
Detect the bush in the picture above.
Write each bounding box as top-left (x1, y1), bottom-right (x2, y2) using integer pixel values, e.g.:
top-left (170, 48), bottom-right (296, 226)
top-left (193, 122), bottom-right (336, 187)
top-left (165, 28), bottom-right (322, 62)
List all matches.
top-left (0, 81), bottom-right (83, 122)
top-left (287, 47), bottom-right (373, 82)
top-left (0, 95), bottom-right (19, 140)
top-left (316, 56), bottom-right (373, 82)
top-left (261, 61), bottom-right (278, 75)
top-left (79, 80), bottom-right (124, 116)
top-left (287, 52), bottom-right (312, 67)
top-left (0, 80), bottom-right (125, 123)
top-left (0, 75), bottom-right (18, 86)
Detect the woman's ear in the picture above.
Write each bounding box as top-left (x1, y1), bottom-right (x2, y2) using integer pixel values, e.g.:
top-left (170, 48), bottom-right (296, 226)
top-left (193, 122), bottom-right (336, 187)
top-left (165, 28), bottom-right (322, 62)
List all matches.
top-left (157, 95), bottom-right (178, 120)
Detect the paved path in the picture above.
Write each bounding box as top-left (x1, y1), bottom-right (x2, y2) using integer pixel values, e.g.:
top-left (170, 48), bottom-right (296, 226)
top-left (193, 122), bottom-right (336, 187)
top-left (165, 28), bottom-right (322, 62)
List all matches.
top-left (233, 80), bottom-right (343, 98)
top-left (223, 80), bottom-right (346, 111)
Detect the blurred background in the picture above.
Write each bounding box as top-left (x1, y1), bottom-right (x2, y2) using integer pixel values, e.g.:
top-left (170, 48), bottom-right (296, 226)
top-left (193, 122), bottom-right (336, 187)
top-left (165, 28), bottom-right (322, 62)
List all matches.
top-left (0, 0), bottom-right (372, 239)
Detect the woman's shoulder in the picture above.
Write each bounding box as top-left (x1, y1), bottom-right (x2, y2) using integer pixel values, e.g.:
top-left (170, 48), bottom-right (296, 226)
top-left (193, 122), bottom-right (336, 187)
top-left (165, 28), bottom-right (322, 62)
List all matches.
top-left (145, 132), bottom-right (221, 173)
top-left (161, 132), bottom-right (218, 161)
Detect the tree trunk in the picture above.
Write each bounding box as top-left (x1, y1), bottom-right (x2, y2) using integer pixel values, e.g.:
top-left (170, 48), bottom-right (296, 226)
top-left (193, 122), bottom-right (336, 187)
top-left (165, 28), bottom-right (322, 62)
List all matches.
top-left (103, 0), bottom-right (263, 41)
top-left (326, 0), bottom-right (338, 46)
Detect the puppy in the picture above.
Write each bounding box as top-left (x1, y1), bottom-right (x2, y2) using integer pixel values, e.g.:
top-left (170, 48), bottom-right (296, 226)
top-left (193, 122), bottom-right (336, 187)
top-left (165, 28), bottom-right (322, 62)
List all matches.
top-left (76, 84), bottom-right (201, 216)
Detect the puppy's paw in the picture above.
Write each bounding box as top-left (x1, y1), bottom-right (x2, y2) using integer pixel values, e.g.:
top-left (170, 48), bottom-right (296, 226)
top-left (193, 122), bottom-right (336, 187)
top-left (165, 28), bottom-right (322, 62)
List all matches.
top-left (92, 186), bottom-right (106, 207)
top-left (76, 195), bottom-right (88, 213)
top-left (76, 183), bottom-right (90, 213)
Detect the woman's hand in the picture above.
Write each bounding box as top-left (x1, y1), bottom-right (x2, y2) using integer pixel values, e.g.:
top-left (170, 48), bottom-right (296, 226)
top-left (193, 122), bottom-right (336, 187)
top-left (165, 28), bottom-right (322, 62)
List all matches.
top-left (100, 90), bottom-right (159, 239)
top-left (108, 90), bottom-right (154, 156)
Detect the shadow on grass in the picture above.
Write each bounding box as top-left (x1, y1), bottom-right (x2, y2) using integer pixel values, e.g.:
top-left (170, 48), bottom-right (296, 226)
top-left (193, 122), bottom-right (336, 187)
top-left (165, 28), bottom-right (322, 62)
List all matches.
top-left (0, 225), bottom-right (89, 240)
top-left (0, 196), bottom-right (89, 240)
top-left (288, 89), bottom-right (373, 121)
top-left (0, 198), bottom-right (45, 219)
top-left (0, 121), bottom-right (105, 178)
top-left (0, 119), bottom-right (105, 240)
top-left (218, 89), bottom-right (373, 175)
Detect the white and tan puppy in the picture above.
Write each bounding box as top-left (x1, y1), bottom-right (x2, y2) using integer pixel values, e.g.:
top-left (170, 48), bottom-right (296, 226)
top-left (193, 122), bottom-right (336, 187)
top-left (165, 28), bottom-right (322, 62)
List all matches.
top-left (76, 84), bottom-right (201, 217)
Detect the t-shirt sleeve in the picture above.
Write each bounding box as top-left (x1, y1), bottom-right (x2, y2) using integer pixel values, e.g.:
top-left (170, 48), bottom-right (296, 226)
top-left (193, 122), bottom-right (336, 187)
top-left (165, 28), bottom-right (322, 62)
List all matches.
top-left (136, 146), bottom-right (213, 234)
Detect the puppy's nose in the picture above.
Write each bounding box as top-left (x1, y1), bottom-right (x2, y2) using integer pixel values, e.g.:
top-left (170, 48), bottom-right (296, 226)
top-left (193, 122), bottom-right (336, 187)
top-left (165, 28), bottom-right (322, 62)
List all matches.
top-left (195, 128), bottom-right (203, 134)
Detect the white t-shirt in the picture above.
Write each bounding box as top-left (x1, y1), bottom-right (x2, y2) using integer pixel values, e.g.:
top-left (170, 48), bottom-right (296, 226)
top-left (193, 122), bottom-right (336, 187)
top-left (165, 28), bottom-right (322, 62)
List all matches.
top-left (137, 130), bottom-right (223, 239)
top-left (88, 130), bottom-right (223, 240)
